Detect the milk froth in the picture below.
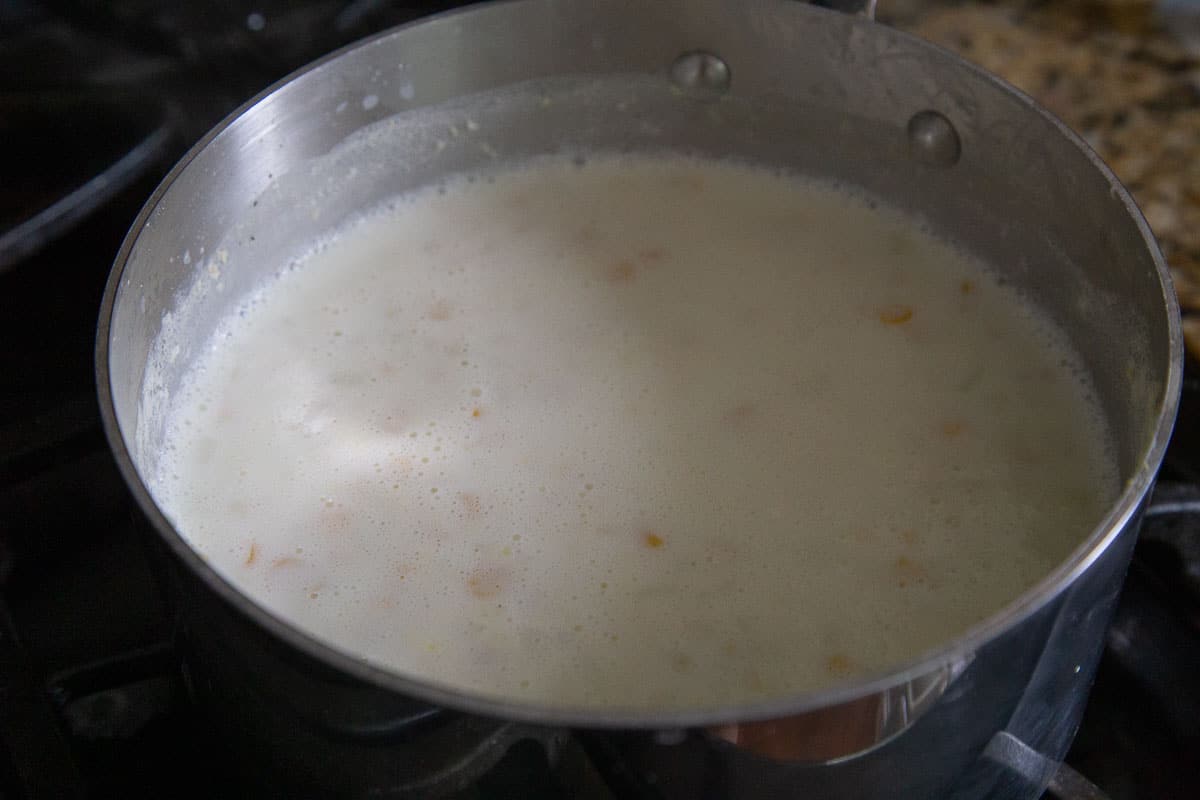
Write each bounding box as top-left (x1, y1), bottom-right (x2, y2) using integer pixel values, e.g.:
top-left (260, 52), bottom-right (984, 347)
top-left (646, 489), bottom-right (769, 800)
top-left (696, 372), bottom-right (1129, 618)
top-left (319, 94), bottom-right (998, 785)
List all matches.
top-left (151, 154), bottom-right (1118, 711)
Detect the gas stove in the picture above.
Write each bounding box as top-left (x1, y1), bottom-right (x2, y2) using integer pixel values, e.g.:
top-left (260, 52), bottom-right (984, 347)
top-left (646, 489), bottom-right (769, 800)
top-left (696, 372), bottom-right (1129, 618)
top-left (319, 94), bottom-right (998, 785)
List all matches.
top-left (1, 2), bottom-right (1197, 798)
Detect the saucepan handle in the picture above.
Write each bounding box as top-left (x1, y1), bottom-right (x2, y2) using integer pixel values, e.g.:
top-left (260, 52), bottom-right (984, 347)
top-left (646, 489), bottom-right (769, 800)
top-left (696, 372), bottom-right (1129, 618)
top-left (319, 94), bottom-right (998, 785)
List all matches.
top-left (985, 731), bottom-right (1111, 800)
top-left (813, 0), bottom-right (878, 19)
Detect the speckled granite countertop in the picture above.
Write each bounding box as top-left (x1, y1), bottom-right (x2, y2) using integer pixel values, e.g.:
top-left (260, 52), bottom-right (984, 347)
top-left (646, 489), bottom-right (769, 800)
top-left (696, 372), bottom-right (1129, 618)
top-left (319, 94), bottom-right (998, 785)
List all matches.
top-left (880, 0), bottom-right (1200, 354)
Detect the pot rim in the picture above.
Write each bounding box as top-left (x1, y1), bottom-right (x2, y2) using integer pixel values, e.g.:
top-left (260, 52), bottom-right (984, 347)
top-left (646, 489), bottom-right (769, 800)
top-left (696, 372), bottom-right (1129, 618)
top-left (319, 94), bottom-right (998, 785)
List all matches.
top-left (95, 0), bottom-right (1183, 729)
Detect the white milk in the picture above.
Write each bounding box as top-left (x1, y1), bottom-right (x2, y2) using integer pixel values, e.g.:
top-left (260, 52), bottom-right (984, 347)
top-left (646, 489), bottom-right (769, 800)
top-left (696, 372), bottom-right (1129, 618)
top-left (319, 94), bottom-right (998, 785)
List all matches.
top-left (152, 154), bottom-right (1118, 711)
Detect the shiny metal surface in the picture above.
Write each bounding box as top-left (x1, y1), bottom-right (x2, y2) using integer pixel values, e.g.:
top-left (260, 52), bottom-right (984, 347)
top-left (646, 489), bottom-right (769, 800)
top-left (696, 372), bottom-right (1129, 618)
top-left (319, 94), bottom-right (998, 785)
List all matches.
top-left (816, 0), bottom-right (878, 17)
top-left (907, 109), bottom-right (962, 167)
top-left (709, 655), bottom-right (972, 763)
top-left (668, 51), bottom-right (732, 96)
top-left (985, 733), bottom-right (1112, 800)
top-left (95, 0), bottom-right (1180, 796)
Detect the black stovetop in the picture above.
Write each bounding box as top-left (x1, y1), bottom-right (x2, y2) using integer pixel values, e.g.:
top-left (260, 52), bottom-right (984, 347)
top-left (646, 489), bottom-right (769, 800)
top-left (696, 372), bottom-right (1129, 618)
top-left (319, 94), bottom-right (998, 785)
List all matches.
top-left (1, 3), bottom-right (1198, 798)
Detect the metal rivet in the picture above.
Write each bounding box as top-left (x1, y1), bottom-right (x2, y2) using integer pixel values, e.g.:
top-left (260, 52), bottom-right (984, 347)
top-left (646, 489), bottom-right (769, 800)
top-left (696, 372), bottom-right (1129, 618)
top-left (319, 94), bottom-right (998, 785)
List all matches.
top-left (670, 51), bottom-right (731, 97)
top-left (907, 110), bottom-right (961, 167)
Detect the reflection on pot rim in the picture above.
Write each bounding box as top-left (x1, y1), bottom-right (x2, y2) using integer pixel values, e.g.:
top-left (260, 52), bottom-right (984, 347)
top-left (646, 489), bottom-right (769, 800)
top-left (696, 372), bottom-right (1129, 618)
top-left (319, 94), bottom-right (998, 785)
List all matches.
top-left (709, 655), bottom-right (974, 764)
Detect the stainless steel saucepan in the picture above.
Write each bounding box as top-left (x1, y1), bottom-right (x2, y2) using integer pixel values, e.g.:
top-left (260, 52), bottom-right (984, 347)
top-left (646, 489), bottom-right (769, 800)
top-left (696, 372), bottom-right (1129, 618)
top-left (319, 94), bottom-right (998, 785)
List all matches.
top-left (96, 1), bottom-right (1181, 797)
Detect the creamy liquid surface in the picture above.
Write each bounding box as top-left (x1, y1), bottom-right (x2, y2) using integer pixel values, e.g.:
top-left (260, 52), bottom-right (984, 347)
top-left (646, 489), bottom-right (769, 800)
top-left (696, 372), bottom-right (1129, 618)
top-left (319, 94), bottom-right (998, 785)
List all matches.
top-left (153, 154), bottom-right (1118, 711)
